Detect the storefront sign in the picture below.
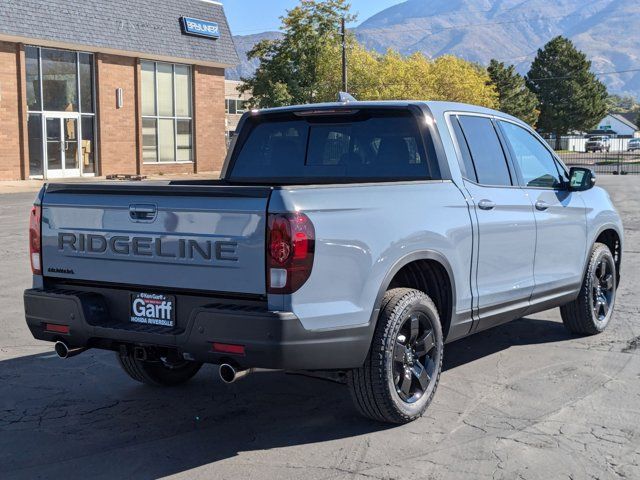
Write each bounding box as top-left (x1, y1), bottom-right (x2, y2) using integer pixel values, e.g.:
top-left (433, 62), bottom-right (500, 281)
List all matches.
top-left (181, 17), bottom-right (220, 39)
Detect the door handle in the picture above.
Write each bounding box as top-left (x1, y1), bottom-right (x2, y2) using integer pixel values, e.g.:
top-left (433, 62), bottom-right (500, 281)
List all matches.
top-left (535, 200), bottom-right (550, 211)
top-left (478, 199), bottom-right (496, 211)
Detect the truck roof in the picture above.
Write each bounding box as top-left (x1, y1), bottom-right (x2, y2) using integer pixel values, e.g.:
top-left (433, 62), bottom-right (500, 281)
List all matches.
top-left (252, 100), bottom-right (528, 127)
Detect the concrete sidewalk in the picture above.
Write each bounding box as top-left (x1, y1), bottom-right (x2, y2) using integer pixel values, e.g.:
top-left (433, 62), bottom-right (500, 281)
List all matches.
top-left (0, 172), bottom-right (222, 194)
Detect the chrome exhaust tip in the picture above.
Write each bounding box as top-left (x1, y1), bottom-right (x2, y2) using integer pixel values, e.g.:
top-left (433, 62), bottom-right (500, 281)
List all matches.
top-left (219, 363), bottom-right (239, 383)
top-left (219, 363), bottom-right (254, 384)
top-left (54, 341), bottom-right (69, 358)
top-left (54, 341), bottom-right (87, 359)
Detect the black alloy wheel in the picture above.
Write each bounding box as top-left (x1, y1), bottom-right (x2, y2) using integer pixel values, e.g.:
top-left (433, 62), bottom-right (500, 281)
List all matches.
top-left (348, 288), bottom-right (444, 424)
top-left (561, 242), bottom-right (617, 335)
top-left (393, 312), bottom-right (437, 403)
top-left (591, 254), bottom-right (615, 323)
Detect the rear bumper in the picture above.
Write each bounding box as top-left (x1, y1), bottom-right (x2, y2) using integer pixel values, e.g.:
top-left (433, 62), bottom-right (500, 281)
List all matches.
top-left (23, 288), bottom-right (370, 370)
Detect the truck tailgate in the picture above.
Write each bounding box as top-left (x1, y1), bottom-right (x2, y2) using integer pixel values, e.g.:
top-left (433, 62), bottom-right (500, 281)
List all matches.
top-left (40, 183), bottom-right (270, 295)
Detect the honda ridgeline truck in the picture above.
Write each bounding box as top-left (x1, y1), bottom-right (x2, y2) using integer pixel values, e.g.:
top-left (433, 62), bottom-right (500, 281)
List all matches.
top-left (24, 101), bottom-right (623, 424)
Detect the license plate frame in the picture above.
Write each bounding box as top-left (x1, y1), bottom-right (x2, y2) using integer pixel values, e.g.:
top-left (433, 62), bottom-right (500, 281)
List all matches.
top-left (130, 292), bottom-right (176, 328)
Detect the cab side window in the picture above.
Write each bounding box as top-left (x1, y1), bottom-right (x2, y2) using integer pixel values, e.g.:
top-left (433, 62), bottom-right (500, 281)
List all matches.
top-left (456, 115), bottom-right (512, 186)
top-left (499, 121), bottom-right (562, 189)
top-left (450, 116), bottom-right (478, 182)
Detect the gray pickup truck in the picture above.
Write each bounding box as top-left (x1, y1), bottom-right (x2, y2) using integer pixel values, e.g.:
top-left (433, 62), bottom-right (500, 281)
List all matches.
top-left (24, 101), bottom-right (623, 424)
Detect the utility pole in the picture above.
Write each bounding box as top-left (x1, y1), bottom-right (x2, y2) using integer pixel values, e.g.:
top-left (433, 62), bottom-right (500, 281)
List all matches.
top-left (341, 16), bottom-right (348, 92)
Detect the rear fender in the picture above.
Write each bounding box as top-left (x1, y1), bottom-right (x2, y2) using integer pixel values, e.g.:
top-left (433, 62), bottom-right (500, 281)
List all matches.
top-left (365, 250), bottom-right (457, 344)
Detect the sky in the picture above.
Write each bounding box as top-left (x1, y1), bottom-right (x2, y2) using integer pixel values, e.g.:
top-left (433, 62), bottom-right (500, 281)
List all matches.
top-left (222, 0), bottom-right (403, 36)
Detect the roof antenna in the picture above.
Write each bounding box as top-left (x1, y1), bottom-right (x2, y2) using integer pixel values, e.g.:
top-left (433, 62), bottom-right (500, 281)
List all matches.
top-left (338, 92), bottom-right (357, 103)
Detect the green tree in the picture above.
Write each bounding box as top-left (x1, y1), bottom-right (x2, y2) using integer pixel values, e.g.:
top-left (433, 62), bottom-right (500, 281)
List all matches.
top-left (317, 41), bottom-right (498, 107)
top-left (487, 59), bottom-right (539, 125)
top-left (240, 0), bottom-right (354, 107)
top-left (242, 0), bottom-right (498, 109)
top-left (430, 56), bottom-right (498, 107)
top-left (606, 93), bottom-right (640, 113)
top-left (526, 36), bottom-right (608, 148)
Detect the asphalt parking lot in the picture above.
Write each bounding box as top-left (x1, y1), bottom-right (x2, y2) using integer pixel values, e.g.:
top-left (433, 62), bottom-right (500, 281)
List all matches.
top-left (1, 177), bottom-right (639, 480)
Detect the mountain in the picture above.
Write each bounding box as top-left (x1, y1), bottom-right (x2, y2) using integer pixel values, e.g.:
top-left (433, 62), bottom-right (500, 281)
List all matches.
top-left (227, 0), bottom-right (640, 98)
top-left (226, 31), bottom-right (283, 81)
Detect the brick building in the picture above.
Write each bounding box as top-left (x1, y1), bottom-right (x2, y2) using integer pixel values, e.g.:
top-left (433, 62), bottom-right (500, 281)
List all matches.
top-left (224, 80), bottom-right (252, 145)
top-left (0, 0), bottom-right (238, 180)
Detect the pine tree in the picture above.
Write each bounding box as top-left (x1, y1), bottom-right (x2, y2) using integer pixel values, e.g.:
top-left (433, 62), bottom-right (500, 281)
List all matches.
top-left (526, 36), bottom-right (608, 148)
top-left (487, 59), bottom-right (539, 125)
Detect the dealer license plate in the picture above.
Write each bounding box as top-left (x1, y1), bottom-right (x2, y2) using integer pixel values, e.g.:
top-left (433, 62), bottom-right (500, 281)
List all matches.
top-left (130, 293), bottom-right (176, 328)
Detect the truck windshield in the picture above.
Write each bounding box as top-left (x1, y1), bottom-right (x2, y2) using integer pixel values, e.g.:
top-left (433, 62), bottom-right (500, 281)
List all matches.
top-left (228, 109), bottom-right (439, 183)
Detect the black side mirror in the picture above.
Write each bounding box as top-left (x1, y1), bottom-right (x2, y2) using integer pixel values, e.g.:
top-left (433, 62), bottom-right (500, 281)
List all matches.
top-left (569, 167), bottom-right (596, 191)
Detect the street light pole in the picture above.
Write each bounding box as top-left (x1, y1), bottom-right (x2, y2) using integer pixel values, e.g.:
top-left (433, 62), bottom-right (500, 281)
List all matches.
top-left (341, 16), bottom-right (348, 92)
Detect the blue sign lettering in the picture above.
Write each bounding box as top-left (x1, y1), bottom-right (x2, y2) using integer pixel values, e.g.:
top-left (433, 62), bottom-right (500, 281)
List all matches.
top-left (181, 17), bottom-right (220, 39)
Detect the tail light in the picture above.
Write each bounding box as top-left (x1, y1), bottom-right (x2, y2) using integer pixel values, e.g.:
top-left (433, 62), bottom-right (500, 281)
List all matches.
top-left (29, 205), bottom-right (42, 275)
top-left (267, 212), bottom-right (315, 294)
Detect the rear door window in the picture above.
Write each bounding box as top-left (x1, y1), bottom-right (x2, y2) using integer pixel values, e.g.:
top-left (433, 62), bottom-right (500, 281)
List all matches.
top-left (229, 110), bottom-right (440, 183)
top-left (456, 115), bottom-right (512, 186)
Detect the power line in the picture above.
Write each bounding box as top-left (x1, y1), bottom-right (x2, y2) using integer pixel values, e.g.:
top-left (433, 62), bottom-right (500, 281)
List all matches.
top-left (528, 68), bottom-right (640, 81)
top-left (233, 13), bottom-right (570, 37)
top-left (230, 7), bottom-right (497, 34)
top-left (308, 66), bottom-right (640, 90)
top-left (356, 14), bottom-right (569, 37)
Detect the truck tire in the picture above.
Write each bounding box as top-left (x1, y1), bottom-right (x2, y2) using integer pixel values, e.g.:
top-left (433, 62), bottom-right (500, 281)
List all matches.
top-left (560, 243), bottom-right (617, 335)
top-left (117, 352), bottom-right (202, 387)
top-left (347, 288), bottom-right (444, 424)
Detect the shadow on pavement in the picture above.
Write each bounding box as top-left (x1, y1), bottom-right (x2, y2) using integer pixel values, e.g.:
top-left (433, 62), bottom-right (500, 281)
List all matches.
top-left (444, 315), bottom-right (572, 371)
top-left (0, 316), bottom-right (571, 479)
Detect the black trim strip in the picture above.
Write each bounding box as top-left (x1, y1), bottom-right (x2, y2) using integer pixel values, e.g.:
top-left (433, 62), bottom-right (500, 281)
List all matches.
top-left (44, 278), bottom-right (267, 302)
top-left (45, 182), bottom-right (273, 198)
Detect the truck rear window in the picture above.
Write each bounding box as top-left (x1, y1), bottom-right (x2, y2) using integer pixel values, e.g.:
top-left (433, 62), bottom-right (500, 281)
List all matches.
top-left (228, 109), bottom-right (439, 183)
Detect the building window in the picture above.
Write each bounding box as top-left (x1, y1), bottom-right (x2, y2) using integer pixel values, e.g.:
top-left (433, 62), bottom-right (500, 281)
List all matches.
top-left (27, 114), bottom-right (44, 176)
top-left (41, 49), bottom-right (78, 111)
top-left (25, 46), bottom-right (96, 177)
top-left (225, 98), bottom-right (247, 115)
top-left (141, 60), bottom-right (193, 163)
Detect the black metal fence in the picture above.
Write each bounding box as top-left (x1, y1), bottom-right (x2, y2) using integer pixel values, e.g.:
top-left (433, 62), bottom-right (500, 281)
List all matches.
top-left (545, 136), bottom-right (640, 175)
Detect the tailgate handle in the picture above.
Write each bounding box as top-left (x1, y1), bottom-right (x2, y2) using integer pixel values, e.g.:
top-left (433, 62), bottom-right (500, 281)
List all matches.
top-left (129, 204), bottom-right (157, 222)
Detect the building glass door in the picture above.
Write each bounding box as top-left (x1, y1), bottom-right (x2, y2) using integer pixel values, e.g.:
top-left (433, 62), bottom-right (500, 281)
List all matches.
top-left (45, 115), bottom-right (80, 178)
top-left (25, 46), bottom-right (96, 179)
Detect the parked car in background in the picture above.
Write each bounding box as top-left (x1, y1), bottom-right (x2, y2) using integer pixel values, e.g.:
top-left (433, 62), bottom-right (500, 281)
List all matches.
top-left (24, 101), bottom-right (623, 424)
top-left (586, 136), bottom-right (611, 153)
top-left (627, 138), bottom-right (640, 152)
top-left (585, 135), bottom-right (611, 153)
